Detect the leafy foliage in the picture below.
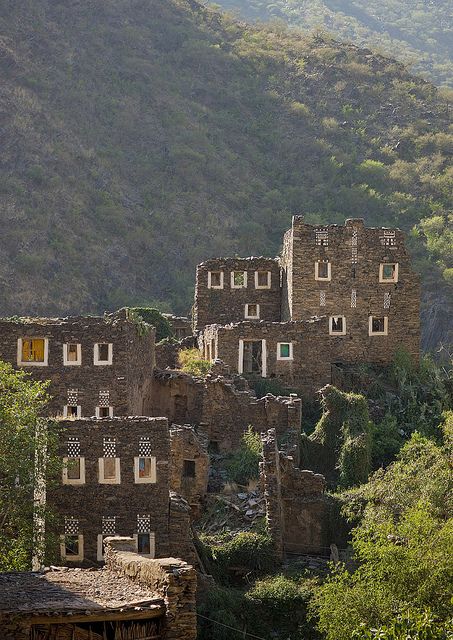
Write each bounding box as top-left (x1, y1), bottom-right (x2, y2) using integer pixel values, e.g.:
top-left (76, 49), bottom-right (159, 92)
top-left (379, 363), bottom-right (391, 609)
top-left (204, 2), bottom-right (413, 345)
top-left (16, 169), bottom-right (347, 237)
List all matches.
top-left (0, 0), bottom-right (451, 350)
top-left (129, 307), bottom-right (173, 341)
top-left (226, 426), bottom-right (262, 485)
top-left (0, 361), bottom-right (59, 570)
top-left (178, 347), bottom-right (212, 376)
top-left (352, 609), bottom-right (453, 639)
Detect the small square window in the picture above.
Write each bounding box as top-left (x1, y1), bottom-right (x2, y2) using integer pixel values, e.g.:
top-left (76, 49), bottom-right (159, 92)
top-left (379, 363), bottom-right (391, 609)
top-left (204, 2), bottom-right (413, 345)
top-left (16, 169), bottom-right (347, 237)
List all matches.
top-left (255, 271), bottom-right (271, 289)
top-left (138, 532), bottom-right (151, 554)
top-left (62, 457), bottom-right (86, 485)
top-left (369, 316), bottom-right (388, 335)
top-left (315, 261), bottom-right (331, 281)
top-left (134, 456), bottom-right (156, 483)
top-left (231, 271), bottom-right (247, 288)
top-left (277, 342), bottom-right (293, 360)
top-left (17, 338), bottom-right (48, 366)
top-left (60, 534), bottom-right (84, 562)
top-left (208, 271), bottom-right (224, 289)
top-left (99, 457), bottom-right (121, 484)
top-left (96, 406), bottom-right (113, 418)
top-left (63, 405), bottom-right (81, 418)
top-left (94, 343), bottom-right (113, 365)
top-left (379, 263), bottom-right (398, 283)
top-left (329, 316), bottom-right (346, 336)
top-left (245, 303), bottom-right (260, 319)
top-left (63, 343), bottom-right (81, 366)
top-left (183, 459), bottom-right (196, 478)
top-left (67, 458), bottom-right (81, 480)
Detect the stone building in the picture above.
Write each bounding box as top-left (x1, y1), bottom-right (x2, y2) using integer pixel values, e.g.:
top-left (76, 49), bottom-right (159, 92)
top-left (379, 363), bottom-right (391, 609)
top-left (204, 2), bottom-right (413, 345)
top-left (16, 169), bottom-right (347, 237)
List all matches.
top-left (169, 425), bottom-right (209, 518)
top-left (0, 309), bottom-right (155, 418)
top-left (52, 417), bottom-right (195, 566)
top-left (0, 537), bottom-right (196, 640)
top-left (195, 217), bottom-right (420, 393)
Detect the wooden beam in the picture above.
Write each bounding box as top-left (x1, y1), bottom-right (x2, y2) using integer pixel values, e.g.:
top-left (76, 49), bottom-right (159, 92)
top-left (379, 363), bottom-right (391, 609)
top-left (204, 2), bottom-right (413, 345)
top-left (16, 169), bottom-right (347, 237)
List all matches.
top-left (27, 607), bottom-right (165, 625)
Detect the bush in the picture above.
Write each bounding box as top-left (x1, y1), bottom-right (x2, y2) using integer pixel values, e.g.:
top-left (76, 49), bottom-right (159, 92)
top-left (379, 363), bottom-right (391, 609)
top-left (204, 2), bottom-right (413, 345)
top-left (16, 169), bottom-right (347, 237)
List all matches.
top-left (226, 426), bottom-right (262, 485)
top-left (204, 532), bottom-right (277, 582)
top-left (178, 348), bottom-right (211, 377)
top-left (129, 307), bottom-right (173, 341)
top-left (352, 609), bottom-right (453, 639)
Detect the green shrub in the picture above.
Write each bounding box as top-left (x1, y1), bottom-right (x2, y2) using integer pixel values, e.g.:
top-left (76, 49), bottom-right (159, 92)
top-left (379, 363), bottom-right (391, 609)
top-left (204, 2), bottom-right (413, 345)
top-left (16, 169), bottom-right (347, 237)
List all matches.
top-left (226, 426), bottom-right (262, 485)
top-left (178, 348), bottom-right (211, 376)
top-left (204, 532), bottom-right (276, 582)
top-left (129, 307), bottom-right (173, 341)
top-left (246, 375), bottom-right (292, 398)
top-left (352, 609), bottom-right (453, 639)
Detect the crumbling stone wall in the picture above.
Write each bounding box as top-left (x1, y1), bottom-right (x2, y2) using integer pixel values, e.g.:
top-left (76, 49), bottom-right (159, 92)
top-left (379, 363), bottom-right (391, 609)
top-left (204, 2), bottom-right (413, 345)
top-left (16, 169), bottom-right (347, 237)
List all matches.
top-left (50, 417), bottom-right (171, 565)
top-left (261, 429), bottom-right (328, 555)
top-left (194, 257), bottom-right (281, 330)
top-left (104, 537), bottom-right (197, 640)
top-left (170, 425), bottom-right (209, 518)
top-left (0, 309), bottom-right (155, 417)
top-left (151, 369), bottom-right (301, 453)
top-left (155, 335), bottom-right (197, 370)
top-left (168, 493), bottom-right (197, 566)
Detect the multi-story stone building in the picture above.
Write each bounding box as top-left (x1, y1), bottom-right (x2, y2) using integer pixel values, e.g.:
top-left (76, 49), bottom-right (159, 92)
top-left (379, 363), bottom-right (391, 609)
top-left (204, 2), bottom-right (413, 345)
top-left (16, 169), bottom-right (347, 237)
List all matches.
top-left (0, 309), bottom-right (154, 417)
top-left (195, 216), bottom-right (420, 394)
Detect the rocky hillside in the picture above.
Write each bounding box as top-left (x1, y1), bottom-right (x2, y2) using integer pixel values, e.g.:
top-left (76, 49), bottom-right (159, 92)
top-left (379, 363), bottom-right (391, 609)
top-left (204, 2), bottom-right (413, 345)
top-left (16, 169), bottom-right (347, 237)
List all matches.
top-left (214, 0), bottom-right (453, 87)
top-left (0, 0), bottom-right (451, 349)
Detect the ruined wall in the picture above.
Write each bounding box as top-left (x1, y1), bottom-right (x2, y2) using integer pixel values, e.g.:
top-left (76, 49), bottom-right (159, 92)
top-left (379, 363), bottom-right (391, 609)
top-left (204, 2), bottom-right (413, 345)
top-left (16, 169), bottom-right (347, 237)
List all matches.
top-left (155, 335), bottom-right (197, 370)
top-left (104, 537), bottom-right (197, 640)
top-left (168, 493), bottom-right (197, 566)
top-left (50, 417), bottom-right (171, 565)
top-left (281, 216), bottom-right (420, 362)
top-left (261, 429), bottom-right (328, 555)
top-left (193, 257), bottom-right (281, 331)
top-left (0, 309), bottom-right (155, 417)
top-left (170, 425), bottom-right (209, 518)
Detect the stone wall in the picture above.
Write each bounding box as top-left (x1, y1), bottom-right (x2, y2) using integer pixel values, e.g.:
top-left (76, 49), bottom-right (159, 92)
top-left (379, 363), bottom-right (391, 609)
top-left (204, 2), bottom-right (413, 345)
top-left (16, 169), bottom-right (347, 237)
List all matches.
top-left (0, 309), bottom-right (155, 417)
top-left (50, 417), bottom-right (171, 565)
top-left (151, 369), bottom-right (302, 453)
top-left (193, 257), bottom-right (281, 331)
top-left (168, 493), bottom-right (197, 566)
top-left (104, 537), bottom-right (197, 640)
top-left (170, 425), bottom-right (209, 518)
top-left (261, 429), bottom-right (328, 555)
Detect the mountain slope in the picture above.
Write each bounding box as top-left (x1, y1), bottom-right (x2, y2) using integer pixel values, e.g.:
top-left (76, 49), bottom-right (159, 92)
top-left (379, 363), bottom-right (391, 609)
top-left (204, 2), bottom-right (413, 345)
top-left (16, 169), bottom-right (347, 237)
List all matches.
top-left (0, 0), bottom-right (451, 349)
top-left (213, 0), bottom-right (453, 87)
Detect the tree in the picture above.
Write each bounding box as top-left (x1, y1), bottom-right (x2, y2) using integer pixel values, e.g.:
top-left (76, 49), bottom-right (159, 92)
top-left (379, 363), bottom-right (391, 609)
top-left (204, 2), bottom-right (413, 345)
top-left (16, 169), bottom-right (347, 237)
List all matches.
top-left (0, 361), bottom-right (58, 570)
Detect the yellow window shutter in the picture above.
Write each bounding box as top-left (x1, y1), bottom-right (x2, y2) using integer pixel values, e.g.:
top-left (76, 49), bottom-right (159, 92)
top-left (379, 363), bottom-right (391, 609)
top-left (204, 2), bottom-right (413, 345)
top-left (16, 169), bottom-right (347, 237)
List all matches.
top-left (32, 339), bottom-right (45, 362)
top-left (22, 339), bottom-right (32, 361)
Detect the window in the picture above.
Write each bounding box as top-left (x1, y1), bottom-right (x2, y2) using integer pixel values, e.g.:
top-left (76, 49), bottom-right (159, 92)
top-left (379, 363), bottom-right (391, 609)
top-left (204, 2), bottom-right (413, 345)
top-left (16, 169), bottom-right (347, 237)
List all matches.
top-left (208, 271), bottom-right (224, 289)
top-left (239, 339), bottom-right (267, 377)
top-left (60, 534), bottom-right (84, 562)
top-left (94, 343), bottom-right (113, 365)
top-left (231, 271), bottom-right (247, 289)
top-left (315, 261), bottom-right (331, 281)
top-left (329, 316), bottom-right (346, 336)
top-left (137, 533), bottom-right (151, 554)
top-left (63, 405), bottom-right (81, 418)
top-left (245, 303), bottom-right (260, 319)
top-left (17, 338), bottom-right (48, 367)
top-left (379, 263), bottom-right (398, 283)
top-left (369, 316), bottom-right (388, 336)
top-left (277, 342), bottom-right (293, 361)
top-left (96, 405), bottom-right (113, 418)
top-left (62, 457), bottom-right (86, 485)
top-left (255, 271), bottom-right (271, 289)
top-left (98, 457), bottom-right (121, 484)
top-left (63, 343), bottom-right (81, 366)
top-left (134, 456), bottom-right (157, 483)
top-left (183, 459), bottom-right (196, 478)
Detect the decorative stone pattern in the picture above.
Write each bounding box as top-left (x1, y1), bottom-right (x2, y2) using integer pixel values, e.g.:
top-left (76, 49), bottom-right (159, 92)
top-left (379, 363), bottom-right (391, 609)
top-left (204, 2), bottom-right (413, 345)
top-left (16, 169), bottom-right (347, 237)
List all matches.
top-left (0, 309), bottom-right (155, 418)
top-left (169, 425), bottom-right (209, 518)
top-left (261, 429), bottom-right (328, 555)
top-left (193, 257), bottom-right (281, 330)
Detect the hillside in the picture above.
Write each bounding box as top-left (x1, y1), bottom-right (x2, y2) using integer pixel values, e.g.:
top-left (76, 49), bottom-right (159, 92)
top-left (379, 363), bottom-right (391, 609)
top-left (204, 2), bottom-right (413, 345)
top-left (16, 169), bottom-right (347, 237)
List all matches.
top-left (0, 0), bottom-right (452, 349)
top-left (212, 0), bottom-right (453, 87)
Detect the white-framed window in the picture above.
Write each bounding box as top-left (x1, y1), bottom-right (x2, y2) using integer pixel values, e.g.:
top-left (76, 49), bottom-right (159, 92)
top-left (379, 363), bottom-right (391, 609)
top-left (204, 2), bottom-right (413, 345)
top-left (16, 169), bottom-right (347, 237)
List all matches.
top-left (97, 516), bottom-right (116, 560)
top-left (277, 342), bottom-right (293, 361)
top-left (315, 261), bottom-right (331, 281)
top-left (245, 303), bottom-right (260, 319)
top-left (255, 270), bottom-right (271, 289)
top-left (94, 343), bottom-right (113, 366)
top-left (208, 271), bottom-right (224, 289)
top-left (63, 405), bottom-right (82, 418)
top-left (60, 534), bottom-right (84, 562)
top-left (133, 531), bottom-right (156, 557)
top-left (134, 456), bottom-right (157, 484)
top-left (231, 271), bottom-right (247, 289)
top-left (62, 456), bottom-right (86, 485)
top-left (95, 405), bottom-right (114, 418)
top-left (98, 457), bottom-right (121, 484)
top-left (379, 263), bottom-right (399, 283)
top-left (329, 316), bottom-right (346, 336)
top-left (63, 343), bottom-right (82, 366)
top-left (369, 316), bottom-right (388, 336)
top-left (17, 338), bottom-right (49, 367)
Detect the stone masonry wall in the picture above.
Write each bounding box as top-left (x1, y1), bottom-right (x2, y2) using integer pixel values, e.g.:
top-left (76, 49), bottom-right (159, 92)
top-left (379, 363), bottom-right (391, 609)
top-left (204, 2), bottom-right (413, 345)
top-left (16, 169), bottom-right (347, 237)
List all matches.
top-left (0, 309), bottom-right (155, 417)
top-left (261, 429), bottom-right (328, 555)
top-left (170, 425), bottom-right (209, 519)
top-left (50, 417), bottom-right (171, 565)
top-left (281, 216), bottom-right (420, 362)
top-left (104, 537), bottom-right (197, 640)
top-left (194, 257), bottom-right (281, 330)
